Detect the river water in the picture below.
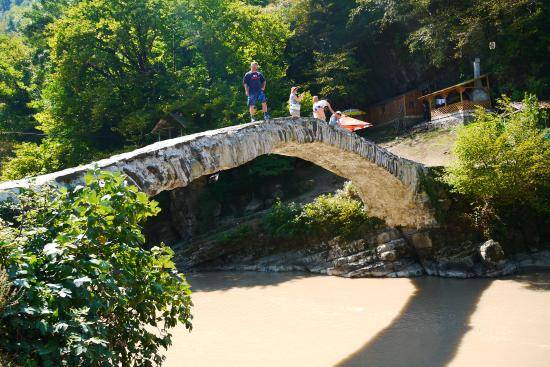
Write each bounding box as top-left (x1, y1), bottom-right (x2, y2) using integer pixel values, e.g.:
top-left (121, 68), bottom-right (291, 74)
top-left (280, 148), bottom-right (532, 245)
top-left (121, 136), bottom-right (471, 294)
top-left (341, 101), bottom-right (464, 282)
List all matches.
top-left (164, 271), bottom-right (550, 367)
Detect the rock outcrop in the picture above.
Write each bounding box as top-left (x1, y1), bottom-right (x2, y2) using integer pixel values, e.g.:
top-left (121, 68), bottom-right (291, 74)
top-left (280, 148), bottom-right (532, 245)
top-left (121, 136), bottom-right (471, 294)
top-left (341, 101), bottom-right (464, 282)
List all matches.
top-left (177, 228), bottom-right (426, 278)
top-left (0, 118), bottom-right (436, 228)
top-left (175, 228), bottom-right (550, 279)
top-left (479, 239), bottom-right (505, 265)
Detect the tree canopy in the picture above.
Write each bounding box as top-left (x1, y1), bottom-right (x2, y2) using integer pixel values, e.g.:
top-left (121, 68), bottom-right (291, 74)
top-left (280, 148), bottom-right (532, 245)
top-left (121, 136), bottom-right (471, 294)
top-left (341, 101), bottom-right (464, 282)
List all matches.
top-left (0, 0), bottom-right (549, 179)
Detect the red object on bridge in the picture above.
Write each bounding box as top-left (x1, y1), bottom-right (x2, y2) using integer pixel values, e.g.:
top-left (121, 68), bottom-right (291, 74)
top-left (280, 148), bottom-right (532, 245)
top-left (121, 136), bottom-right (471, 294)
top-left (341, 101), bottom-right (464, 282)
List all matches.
top-left (338, 116), bottom-right (372, 132)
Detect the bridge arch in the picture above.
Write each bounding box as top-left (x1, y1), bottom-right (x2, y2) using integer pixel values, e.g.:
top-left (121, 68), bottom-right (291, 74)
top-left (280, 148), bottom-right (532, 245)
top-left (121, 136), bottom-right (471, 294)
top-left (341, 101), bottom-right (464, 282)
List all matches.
top-left (0, 118), bottom-right (435, 228)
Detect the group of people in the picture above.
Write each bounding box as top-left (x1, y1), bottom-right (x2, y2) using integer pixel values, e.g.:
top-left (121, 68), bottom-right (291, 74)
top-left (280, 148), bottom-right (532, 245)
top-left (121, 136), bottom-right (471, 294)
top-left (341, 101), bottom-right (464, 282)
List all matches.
top-left (290, 88), bottom-right (343, 125)
top-left (242, 61), bottom-right (344, 125)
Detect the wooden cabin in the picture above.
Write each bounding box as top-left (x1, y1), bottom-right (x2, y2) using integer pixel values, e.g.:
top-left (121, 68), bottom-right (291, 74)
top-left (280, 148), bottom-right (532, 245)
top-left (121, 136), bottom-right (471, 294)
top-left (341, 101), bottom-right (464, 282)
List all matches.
top-left (418, 74), bottom-right (492, 124)
top-left (365, 90), bottom-right (424, 128)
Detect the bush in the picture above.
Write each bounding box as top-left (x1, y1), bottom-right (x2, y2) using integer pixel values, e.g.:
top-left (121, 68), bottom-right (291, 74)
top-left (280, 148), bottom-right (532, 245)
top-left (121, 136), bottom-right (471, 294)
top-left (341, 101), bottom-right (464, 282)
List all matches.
top-left (263, 184), bottom-right (382, 241)
top-left (0, 139), bottom-right (65, 180)
top-left (299, 194), bottom-right (382, 239)
top-left (0, 171), bottom-right (192, 366)
top-left (293, 90), bottom-right (313, 117)
top-left (444, 94), bottom-right (550, 235)
top-left (445, 95), bottom-right (550, 210)
top-left (262, 200), bottom-right (303, 239)
top-left (216, 225), bottom-right (254, 246)
top-left (335, 181), bottom-right (363, 202)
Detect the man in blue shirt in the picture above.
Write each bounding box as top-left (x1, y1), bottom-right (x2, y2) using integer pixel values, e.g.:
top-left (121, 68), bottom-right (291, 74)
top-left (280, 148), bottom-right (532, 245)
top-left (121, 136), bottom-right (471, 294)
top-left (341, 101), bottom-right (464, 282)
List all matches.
top-left (243, 61), bottom-right (271, 122)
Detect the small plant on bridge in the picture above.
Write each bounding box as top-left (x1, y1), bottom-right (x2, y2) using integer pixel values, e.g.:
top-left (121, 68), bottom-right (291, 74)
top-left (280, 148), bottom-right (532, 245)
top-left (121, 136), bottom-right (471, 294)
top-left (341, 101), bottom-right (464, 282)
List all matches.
top-left (0, 171), bottom-right (192, 366)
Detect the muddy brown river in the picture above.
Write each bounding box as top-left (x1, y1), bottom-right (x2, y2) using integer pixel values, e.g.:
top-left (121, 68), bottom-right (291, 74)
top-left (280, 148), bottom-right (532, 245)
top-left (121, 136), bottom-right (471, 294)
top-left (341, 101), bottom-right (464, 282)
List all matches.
top-left (164, 272), bottom-right (550, 367)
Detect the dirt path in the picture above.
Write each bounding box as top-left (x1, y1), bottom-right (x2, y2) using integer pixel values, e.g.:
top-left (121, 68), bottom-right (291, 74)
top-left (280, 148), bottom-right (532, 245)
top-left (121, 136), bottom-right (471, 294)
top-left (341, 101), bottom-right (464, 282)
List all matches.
top-left (380, 128), bottom-right (458, 167)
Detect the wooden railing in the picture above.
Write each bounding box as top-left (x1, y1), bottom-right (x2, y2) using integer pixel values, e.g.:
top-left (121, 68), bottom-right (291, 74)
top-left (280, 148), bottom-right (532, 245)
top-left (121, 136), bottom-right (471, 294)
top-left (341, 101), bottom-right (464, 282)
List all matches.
top-left (432, 100), bottom-right (491, 118)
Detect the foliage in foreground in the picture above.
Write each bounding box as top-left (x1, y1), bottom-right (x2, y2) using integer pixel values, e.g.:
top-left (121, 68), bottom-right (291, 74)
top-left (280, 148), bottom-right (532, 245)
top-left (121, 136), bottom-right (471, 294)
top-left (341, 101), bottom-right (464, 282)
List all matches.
top-left (444, 95), bottom-right (550, 236)
top-left (263, 182), bottom-right (383, 241)
top-left (0, 267), bottom-right (16, 367)
top-left (0, 171), bottom-right (192, 367)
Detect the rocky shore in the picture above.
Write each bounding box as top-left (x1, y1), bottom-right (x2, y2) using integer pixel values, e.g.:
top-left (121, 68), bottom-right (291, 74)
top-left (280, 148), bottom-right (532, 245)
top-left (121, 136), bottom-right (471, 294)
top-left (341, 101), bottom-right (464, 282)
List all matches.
top-left (175, 227), bottom-right (550, 279)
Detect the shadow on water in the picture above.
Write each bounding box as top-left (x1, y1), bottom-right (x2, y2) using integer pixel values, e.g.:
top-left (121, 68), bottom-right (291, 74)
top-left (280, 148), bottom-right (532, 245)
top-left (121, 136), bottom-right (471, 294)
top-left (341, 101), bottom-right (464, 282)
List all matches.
top-left (512, 270), bottom-right (550, 292)
top-left (335, 277), bottom-right (492, 367)
top-left (186, 271), bottom-right (313, 293)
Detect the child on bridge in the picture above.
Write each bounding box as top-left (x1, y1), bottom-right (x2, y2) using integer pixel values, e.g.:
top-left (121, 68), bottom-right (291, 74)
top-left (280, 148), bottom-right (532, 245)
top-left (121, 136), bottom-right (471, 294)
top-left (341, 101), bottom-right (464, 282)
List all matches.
top-left (329, 111), bottom-right (343, 127)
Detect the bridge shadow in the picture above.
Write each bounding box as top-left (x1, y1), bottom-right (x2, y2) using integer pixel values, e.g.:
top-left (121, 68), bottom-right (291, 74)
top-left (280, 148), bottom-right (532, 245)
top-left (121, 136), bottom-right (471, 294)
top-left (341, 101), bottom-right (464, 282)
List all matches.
top-left (335, 277), bottom-right (492, 367)
top-left (512, 270), bottom-right (550, 292)
top-left (185, 271), bottom-right (312, 293)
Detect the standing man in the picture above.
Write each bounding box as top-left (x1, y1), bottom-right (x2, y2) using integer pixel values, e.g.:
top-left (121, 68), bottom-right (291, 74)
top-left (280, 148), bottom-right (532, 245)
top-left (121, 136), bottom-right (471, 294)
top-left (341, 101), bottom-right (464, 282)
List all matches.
top-left (312, 96), bottom-right (335, 122)
top-left (243, 61), bottom-right (270, 122)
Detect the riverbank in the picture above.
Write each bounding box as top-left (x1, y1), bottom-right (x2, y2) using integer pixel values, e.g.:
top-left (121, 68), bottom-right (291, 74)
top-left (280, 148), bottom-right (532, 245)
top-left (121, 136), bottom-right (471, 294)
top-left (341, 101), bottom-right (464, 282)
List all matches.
top-left (140, 120), bottom-right (548, 280)
top-left (176, 226), bottom-right (550, 279)
top-left (164, 271), bottom-right (550, 367)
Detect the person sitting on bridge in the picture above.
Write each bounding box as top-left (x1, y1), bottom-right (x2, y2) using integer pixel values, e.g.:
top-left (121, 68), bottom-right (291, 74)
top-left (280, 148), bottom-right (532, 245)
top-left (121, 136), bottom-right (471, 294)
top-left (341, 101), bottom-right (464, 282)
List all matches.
top-left (312, 96), bottom-right (335, 122)
top-left (243, 61), bottom-right (271, 122)
top-left (289, 86), bottom-right (304, 118)
top-left (329, 111), bottom-right (344, 128)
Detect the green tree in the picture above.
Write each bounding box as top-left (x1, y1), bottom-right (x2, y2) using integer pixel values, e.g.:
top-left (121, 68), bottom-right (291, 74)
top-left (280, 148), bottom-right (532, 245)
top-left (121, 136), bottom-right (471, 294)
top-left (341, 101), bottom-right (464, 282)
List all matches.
top-left (0, 266), bottom-right (16, 366)
top-left (2, 0), bottom-right (291, 180)
top-left (288, 0), bottom-right (550, 107)
top-left (0, 171), bottom-right (192, 366)
top-left (179, 0), bottom-right (291, 124)
top-left (444, 94), bottom-right (550, 219)
top-left (408, 0), bottom-right (549, 95)
top-left (0, 139), bottom-right (64, 180)
top-left (0, 34), bottom-right (36, 144)
top-left (38, 0), bottom-right (205, 147)
top-left (0, 0), bottom-right (34, 32)
top-left (312, 49), bottom-right (368, 107)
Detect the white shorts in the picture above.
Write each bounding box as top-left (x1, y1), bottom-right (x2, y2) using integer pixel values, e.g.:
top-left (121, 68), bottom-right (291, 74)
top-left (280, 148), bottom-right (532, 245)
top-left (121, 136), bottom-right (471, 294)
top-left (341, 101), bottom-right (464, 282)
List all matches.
top-left (290, 108), bottom-right (300, 117)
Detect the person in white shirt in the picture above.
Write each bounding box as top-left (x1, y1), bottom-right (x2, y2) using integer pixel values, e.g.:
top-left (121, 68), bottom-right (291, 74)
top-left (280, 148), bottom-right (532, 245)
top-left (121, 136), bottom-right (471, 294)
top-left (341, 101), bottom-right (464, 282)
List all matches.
top-left (312, 95), bottom-right (335, 121)
top-left (289, 86), bottom-right (303, 117)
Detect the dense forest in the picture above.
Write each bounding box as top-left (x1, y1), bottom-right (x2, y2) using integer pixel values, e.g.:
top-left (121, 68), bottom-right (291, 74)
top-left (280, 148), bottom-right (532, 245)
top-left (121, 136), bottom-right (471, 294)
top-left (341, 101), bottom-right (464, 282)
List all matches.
top-left (0, 0), bottom-right (549, 179)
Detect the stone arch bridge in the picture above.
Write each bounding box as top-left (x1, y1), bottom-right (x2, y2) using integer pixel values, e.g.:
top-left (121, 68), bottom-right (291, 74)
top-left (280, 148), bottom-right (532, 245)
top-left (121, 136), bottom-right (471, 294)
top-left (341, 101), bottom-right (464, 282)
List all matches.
top-left (0, 118), bottom-right (437, 228)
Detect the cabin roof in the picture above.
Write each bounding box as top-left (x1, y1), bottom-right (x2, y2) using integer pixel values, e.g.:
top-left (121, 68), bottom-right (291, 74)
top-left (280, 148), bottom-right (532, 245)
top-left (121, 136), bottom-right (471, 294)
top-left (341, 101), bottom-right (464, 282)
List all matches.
top-left (151, 113), bottom-right (187, 134)
top-left (418, 74), bottom-right (490, 101)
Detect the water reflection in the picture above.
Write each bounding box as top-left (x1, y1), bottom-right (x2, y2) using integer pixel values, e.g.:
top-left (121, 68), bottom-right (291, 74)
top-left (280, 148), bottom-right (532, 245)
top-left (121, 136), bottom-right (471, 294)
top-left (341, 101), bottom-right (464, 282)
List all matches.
top-left (512, 271), bottom-right (550, 292)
